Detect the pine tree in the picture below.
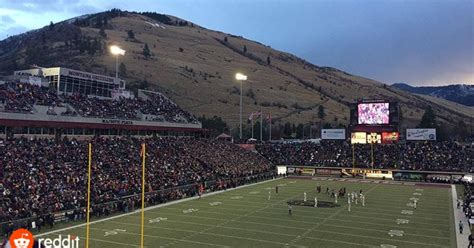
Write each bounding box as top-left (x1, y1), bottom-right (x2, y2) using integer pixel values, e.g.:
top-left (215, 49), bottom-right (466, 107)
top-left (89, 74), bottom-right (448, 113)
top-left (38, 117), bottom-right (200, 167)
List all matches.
top-left (267, 55), bottom-right (271, 65)
top-left (143, 43), bottom-right (151, 59)
top-left (418, 106), bottom-right (436, 128)
top-left (318, 105), bottom-right (326, 119)
top-left (99, 27), bottom-right (107, 38)
top-left (49, 21), bottom-right (54, 31)
top-left (119, 62), bottom-right (127, 76)
top-left (243, 45), bottom-right (247, 53)
top-left (127, 30), bottom-right (135, 39)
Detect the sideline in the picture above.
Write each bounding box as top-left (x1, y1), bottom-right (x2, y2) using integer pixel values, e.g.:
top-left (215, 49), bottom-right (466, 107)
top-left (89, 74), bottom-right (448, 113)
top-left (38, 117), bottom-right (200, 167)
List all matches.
top-left (36, 177), bottom-right (282, 238)
top-left (451, 184), bottom-right (469, 248)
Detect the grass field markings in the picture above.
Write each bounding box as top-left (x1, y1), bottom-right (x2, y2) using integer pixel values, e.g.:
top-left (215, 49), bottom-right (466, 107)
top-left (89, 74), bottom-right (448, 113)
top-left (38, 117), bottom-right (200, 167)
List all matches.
top-left (248, 191), bottom-right (260, 194)
top-left (169, 201), bottom-right (452, 228)
top-left (401, 210), bottom-right (413, 215)
top-left (103, 228), bottom-right (127, 237)
top-left (229, 196), bottom-right (243, 199)
top-left (380, 244), bottom-right (397, 248)
top-left (182, 208), bottom-right (199, 214)
top-left (395, 219), bottom-right (409, 225)
top-left (79, 226), bottom-right (229, 248)
top-left (296, 236), bottom-right (375, 247)
top-left (388, 229), bottom-right (404, 237)
top-left (133, 210), bottom-right (450, 235)
top-left (34, 178), bottom-right (283, 239)
top-left (305, 229), bottom-right (449, 247)
top-left (285, 184), bottom-right (381, 247)
top-left (164, 183), bottom-right (310, 248)
top-left (51, 232), bottom-right (143, 247)
top-left (149, 217), bottom-right (168, 224)
top-left (195, 197), bottom-right (451, 217)
top-left (209, 201), bottom-right (222, 206)
top-left (107, 218), bottom-right (299, 238)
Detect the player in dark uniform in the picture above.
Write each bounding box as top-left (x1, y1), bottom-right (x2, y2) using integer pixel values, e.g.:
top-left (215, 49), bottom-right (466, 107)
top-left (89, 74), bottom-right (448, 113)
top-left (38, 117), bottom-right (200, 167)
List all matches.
top-left (276, 186), bottom-right (279, 194)
top-left (288, 204), bottom-right (292, 216)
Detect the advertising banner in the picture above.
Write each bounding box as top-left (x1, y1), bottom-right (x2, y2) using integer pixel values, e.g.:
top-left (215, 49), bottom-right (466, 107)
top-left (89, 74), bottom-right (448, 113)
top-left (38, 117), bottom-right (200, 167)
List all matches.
top-left (382, 132), bottom-right (399, 143)
top-left (351, 132), bottom-right (367, 144)
top-left (321, 129), bottom-right (346, 140)
top-left (406, 129), bottom-right (436, 141)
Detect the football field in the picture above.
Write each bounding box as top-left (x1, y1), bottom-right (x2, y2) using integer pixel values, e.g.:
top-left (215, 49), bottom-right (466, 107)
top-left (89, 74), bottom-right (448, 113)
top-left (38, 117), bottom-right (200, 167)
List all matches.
top-left (37, 178), bottom-right (456, 248)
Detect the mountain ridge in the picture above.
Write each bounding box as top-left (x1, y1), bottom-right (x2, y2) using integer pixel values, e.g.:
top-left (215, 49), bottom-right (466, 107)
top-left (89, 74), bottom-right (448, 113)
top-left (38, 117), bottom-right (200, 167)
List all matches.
top-left (0, 9), bottom-right (472, 135)
top-left (392, 83), bottom-right (474, 107)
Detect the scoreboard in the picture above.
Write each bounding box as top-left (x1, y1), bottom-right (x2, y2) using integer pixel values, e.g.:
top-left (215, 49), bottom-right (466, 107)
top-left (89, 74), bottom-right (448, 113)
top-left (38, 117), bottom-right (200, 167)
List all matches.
top-left (350, 100), bottom-right (400, 144)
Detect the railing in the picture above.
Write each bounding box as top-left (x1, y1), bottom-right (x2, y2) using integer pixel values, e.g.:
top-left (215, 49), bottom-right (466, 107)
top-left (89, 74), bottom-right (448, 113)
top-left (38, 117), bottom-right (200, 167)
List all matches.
top-left (0, 171), bottom-right (277, 236)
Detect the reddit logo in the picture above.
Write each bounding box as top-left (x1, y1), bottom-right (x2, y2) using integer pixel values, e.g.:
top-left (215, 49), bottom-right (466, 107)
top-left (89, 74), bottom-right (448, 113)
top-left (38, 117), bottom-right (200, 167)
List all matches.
top-left (9, 228), bottom-right (34, 248)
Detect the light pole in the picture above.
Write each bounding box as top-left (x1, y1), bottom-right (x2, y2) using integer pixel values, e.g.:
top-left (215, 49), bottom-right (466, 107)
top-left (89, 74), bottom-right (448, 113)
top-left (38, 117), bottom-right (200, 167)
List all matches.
top-left (110, 45), bottom-right (126, 79)
top-left (235, 73), bottom-right (247, 140)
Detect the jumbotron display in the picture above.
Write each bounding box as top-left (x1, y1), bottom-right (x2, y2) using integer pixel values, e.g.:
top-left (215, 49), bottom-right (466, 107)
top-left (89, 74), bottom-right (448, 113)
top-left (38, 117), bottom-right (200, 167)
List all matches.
top-left (357, 102), bottom-right (389, 125)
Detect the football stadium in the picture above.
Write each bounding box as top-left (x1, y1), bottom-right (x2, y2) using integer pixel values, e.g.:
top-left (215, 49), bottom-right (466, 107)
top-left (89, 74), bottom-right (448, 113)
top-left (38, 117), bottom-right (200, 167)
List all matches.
top-left (0, 3), bottom-right (473, 248)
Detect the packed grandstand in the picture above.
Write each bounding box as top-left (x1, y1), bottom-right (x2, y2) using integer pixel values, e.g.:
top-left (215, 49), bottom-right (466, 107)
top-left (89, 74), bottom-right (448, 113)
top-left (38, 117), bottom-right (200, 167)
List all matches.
top-left (0, 81), bottom-right (198, 124)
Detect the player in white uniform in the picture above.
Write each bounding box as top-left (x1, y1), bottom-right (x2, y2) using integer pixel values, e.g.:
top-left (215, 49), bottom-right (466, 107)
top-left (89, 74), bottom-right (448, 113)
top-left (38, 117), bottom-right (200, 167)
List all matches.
top-left (347, 196), bottom-right (351, 212)
top-left (314, 197), bottom-right (318, 208)
top-left (304, 192), bottom-right (307, 202)
top-left (413, 199), bottom-right (417, 209)
top-left (334, 193), bottom-right (338, 204)
top-left (360, 193), bottom-right (365, 206)
top-left (268, 190), bottom-right (271, 200)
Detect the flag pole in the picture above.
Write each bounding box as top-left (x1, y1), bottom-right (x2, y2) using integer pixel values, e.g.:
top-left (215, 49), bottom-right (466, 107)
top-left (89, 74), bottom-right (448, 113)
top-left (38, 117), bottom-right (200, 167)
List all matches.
top-left (269, 114), bottom-right (272, 141)
top-left (352, 143), bottom-right (355, 175)
top-left (260, 108), bottom-right (263, 141)
top-left (86, 143), bottom-right (92, 248)
top-left (140, 143), bottom-right (146, 248)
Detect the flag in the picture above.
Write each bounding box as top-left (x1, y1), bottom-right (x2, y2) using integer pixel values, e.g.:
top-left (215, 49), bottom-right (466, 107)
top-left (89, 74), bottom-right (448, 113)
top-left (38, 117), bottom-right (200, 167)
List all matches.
top-left (249, 111), bottom-right (261, 120)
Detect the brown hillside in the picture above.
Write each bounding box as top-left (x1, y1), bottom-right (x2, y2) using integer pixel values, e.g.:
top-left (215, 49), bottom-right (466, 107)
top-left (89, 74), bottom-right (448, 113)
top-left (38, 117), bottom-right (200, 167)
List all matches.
top-left (0, 10), bottom-right (472, 132)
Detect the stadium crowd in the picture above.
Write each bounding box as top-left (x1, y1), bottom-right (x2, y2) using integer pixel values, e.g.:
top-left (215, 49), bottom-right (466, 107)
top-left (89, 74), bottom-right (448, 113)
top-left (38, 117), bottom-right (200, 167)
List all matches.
top-left (0, 136), bottom-right (273, 230)
top-left (0, 82), bottom-right (198, 124)
top-left (0, 82), bottom-right (63, 113)
top-left (256, 140), bottom-right (472, 172)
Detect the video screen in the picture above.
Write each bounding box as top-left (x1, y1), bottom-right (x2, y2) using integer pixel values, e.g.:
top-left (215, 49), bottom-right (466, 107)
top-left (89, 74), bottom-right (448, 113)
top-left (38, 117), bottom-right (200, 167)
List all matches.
top-left (358, 103), bottom-right (389, 124)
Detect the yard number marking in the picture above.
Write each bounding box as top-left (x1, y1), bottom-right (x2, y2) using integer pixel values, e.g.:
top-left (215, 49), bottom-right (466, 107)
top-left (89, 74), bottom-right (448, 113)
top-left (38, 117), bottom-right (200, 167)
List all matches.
top-left (149, 217), bottom-right (168, 223)
top-left (388, 230), bottom-right (404, 237)
top-left (104, 229), bottom-right (126, 237)
top-left (209, 202), bottom-right (222, 206)
top-left (396, 219), bottom-right (409, 224)
top-left (183, 208), bottom-right (199, 214)
top-left (401, 210), bottom-right (413, 215)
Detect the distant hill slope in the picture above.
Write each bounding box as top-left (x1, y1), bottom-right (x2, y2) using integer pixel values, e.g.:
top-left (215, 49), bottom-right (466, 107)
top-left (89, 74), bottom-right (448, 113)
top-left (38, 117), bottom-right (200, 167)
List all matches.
top-left (392, 83), bottom-right (474, 107)
top-left (0, 9), bottom-right (472, 133)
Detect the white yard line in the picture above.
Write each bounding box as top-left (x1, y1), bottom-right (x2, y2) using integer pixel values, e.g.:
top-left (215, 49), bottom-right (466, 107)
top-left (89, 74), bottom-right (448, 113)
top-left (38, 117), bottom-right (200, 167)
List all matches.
top-left (35, 177), bottom-right (281, 238)
top-left (451, 184), bottom-right (470, 248)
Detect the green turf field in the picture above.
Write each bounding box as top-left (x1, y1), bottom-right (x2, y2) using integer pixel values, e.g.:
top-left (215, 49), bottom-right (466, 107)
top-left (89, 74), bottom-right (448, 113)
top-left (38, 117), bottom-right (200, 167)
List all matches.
top-left (37, 178), bottom-right (456, 248)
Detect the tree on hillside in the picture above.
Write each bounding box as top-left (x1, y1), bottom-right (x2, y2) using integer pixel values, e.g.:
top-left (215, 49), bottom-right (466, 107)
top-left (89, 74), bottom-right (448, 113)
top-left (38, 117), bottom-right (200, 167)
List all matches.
top-left (417, 106), bottom-right (436, 128)
top-left (49, 21), bottom-right (54, 31)
top-left (243, 45), bottom-right (247, 53)
top-left (267, 55), bottom-right (271, 65)
top-left (143, 43), bottom-right (151, 59)
top-left (224, 37), bottom-right (228, 42)
top-left (99, 27), bottom-right (107, 38)
top-left (127, 30), bottom-right (135, 39)
top-left (296, 124), bottom-right (304, 139)
top-left (283, 122), bottom-right (292, 137)
top-left (119, 62), bottom-right (127, 76)
top-left (318, 105), bottom-right (326, 119)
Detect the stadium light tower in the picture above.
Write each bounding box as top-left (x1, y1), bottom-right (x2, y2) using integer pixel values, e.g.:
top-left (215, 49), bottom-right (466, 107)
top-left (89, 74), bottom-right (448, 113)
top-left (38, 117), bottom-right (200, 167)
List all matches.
top-left (110, 45), bottom-right (126, 79)
top-left (235, 73), bottom-right (247, 140)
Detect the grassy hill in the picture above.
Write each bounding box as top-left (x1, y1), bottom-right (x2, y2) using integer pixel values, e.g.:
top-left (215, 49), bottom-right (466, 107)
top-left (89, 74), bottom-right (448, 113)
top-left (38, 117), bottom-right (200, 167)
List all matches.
top-left (0, 9), bottom-right (472, 134)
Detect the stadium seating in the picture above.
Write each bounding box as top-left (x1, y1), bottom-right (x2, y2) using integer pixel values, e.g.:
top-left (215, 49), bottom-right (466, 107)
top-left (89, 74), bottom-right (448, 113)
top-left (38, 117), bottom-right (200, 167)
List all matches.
top-left (0, 82), bottom-right (198, 124)
top-left (0, 136), bottom-right (272, 223)
top-left (256, 140), bottom-right (472, 172)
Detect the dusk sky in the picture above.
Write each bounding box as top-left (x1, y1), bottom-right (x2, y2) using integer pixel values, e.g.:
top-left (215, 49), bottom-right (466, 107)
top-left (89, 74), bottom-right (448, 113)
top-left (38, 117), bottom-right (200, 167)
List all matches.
top-left (0, 0), bottom-right (472, 86)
